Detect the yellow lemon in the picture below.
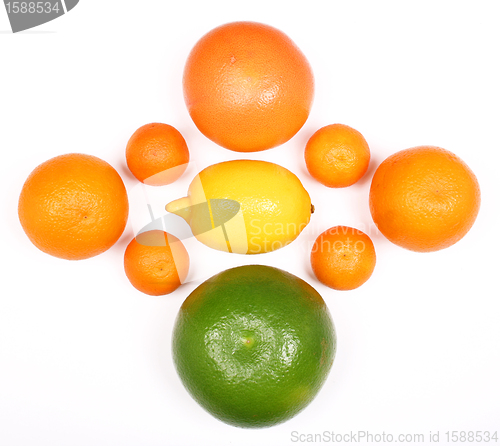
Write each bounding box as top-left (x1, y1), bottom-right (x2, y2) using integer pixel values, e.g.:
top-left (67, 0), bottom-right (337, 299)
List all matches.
top-left (165, 160), bottom-right (312, 254)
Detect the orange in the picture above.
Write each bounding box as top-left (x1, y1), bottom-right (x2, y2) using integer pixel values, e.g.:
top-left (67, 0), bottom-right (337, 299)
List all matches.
top-left (183, 21), bottom-right (314, 152)
top-left (310, 226), bottom-right (376, 291)
top-left (369, 146), bottom-right (481, 252)
top-left (124, 230), bottom-right (189, 296)
top-left (305, 124), bottom-right (370, 188)
top-left (18, 153), bottom-right (129, 260)
top-left (126, 123), bottom-right (189, 186)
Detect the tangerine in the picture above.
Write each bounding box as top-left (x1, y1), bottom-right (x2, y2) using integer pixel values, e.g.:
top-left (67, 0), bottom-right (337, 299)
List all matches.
top-left (124, 230), bottom-right (189, 296)
top-left (126, 123), bottom-right (189, 186)
top-left (311, 226), bottom-right (376, 290)
top-left (305, 124), bottom-right (370, 188)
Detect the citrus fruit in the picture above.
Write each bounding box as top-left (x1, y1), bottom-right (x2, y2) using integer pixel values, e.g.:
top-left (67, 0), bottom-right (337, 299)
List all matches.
top-left (172, 264), bottom-right (336, 428)
top-left (124, 230), bottom-right (189, 296)
top-left (311, 226), bottom-right (376, 291)
top-left (126, 123), bottom-right (189, 186)
top-left (369, 146), bottom-right (481, 252)
top-left (305, 124), bottom-right (370, 188)
top-left (183, 21), bottom-right (314, 152)
top-left (18, 153), bottom-right (129, 260)
top-left (165, 160), bottom-right (312, 254)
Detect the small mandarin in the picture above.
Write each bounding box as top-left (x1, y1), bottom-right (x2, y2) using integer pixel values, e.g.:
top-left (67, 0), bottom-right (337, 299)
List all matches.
top-left (124, 230), bottom-right (189, 296)
top-left (305, 124), bottom-right (370, 188)
top-left (126, 123), bottom-right (189, 186)
top-left (311, 226), bottom-right (376, 291)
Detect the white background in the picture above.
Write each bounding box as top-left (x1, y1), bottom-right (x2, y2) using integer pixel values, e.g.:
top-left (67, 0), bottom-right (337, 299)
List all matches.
top-left (1, 1), bottom-right (499, 445)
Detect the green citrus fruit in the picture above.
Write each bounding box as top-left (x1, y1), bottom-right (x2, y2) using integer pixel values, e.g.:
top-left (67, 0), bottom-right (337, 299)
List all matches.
top-left (172, 265), bottom-right (336, 428)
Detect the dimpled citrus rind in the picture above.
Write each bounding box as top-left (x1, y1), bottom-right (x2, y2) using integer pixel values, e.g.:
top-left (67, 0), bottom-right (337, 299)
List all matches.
top-left (369, 146), bottom-right (480, 252)
top-left (183, 21), bottom-right (314, 152)
top-left (172, 265), bottom-right (336, 428)
top-left (18, 153), bottom-right (129, 260)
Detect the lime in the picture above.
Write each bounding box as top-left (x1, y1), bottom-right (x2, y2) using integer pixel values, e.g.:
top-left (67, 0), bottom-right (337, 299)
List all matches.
top-left (172, 265), bottom-right (336, 428)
